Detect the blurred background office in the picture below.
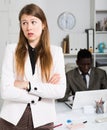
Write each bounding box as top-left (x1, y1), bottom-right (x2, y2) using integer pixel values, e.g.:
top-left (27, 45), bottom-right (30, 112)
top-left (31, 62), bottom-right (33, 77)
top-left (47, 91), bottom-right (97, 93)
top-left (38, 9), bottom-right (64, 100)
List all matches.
top-left (1, 0), bottom-right (107, 108)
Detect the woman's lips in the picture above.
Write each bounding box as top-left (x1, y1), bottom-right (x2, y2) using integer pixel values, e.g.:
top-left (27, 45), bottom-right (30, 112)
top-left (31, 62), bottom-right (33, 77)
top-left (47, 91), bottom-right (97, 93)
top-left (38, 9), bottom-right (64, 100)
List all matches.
top-left (28, 33), bottom-right (33, 37)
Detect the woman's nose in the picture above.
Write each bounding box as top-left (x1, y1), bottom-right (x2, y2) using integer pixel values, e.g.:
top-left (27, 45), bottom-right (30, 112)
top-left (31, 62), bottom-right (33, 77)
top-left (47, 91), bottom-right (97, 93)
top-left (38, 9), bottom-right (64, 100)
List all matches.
top-left (27, 23), bottom-right (32, 30)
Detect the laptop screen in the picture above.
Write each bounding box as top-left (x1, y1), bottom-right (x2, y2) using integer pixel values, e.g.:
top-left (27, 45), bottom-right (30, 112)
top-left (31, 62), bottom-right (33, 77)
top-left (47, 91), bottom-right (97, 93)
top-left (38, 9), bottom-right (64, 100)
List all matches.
top-left (72, 89), bottom-right (107, 109)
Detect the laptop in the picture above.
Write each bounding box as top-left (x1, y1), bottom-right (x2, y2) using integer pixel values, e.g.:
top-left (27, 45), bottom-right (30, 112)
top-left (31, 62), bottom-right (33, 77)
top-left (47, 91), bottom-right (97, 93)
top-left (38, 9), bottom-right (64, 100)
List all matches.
top-left (65, 89), bottom-right (107, 109)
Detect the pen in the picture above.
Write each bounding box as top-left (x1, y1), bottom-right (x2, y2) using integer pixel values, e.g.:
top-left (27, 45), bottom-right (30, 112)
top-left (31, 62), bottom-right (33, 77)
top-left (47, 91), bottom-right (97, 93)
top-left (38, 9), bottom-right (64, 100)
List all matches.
top-left (83, 121), bottom-right (87, 124)
top-left (53, 123), bottom-right (63, 128)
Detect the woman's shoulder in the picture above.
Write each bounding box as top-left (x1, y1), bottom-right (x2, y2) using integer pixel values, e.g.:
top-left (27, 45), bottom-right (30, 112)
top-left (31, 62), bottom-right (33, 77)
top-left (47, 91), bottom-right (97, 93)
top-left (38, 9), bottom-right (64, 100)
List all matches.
top-left (5, 43), bottom-right (17, 54)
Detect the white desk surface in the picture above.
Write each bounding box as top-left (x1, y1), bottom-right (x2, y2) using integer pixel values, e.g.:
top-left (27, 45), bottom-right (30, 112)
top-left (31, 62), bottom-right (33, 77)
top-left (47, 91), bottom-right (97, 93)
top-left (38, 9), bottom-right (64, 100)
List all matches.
top-left (55, 101), bottom-right (107, 130)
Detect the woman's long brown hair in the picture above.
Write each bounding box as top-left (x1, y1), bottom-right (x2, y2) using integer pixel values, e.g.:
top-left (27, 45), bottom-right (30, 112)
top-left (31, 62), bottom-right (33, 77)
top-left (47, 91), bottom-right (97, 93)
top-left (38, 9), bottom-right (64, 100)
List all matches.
top-left (15, 3), bottom-right (53, 82)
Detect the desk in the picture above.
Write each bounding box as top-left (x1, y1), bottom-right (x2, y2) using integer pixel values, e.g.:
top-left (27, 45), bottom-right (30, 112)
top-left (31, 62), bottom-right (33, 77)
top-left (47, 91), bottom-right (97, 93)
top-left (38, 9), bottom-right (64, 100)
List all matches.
top-left (55, 102), bottom-right (107, 130)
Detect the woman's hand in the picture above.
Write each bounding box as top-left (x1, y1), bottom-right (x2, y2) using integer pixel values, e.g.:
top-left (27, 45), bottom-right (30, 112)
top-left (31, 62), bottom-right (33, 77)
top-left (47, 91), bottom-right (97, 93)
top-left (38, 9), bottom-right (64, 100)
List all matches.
top-left (48, 73), bottom-right (60, 84)
top-left (14, 80), bottom-right (29, 90)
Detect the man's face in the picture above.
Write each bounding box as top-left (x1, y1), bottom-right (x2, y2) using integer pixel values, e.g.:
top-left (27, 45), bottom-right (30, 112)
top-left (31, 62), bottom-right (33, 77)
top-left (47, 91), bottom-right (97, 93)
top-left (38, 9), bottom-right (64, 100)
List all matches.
top-left (76, 58), bottom-right (92, 74)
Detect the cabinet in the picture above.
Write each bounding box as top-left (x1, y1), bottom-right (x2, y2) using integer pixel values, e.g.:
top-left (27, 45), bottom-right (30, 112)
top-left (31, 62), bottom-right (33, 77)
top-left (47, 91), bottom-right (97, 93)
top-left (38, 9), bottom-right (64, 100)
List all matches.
top-left (94, 0), bottom-right (107, 67)
top-left (64, 0), bottom-right (107, 67)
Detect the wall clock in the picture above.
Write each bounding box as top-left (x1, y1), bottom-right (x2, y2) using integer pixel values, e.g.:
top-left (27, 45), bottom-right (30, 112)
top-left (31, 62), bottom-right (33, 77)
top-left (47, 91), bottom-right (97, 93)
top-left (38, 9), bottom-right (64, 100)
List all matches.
top-left (57, 12), bottom-right (76, 31)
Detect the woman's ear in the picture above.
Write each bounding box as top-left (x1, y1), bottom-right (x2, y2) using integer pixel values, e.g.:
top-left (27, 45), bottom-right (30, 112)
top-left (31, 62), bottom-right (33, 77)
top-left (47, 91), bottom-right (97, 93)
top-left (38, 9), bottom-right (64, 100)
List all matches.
top-left (42, 24), bottom-right (45, 30)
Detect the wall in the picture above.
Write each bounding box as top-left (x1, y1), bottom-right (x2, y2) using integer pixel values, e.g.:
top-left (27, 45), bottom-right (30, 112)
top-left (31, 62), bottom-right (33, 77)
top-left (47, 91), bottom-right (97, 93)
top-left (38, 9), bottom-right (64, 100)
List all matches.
top-left (44, 0), bottom-right (91, 46)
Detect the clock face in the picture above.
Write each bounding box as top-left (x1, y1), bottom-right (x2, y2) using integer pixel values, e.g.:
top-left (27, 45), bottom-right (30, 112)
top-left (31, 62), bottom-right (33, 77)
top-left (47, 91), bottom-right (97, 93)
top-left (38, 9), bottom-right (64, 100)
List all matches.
top-left (57, 12), bottom-right (76, 31)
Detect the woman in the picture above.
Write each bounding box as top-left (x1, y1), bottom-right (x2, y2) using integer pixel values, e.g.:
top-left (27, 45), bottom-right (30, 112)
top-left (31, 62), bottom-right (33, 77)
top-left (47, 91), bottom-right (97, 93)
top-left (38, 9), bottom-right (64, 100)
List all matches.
top-left (0, 3), bottom-right (66, 130)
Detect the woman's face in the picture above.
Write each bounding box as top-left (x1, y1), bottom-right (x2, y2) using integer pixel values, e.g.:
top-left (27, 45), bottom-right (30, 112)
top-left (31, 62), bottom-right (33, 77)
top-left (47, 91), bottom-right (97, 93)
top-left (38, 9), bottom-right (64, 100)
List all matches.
top-left (20, 14), bottom-right (44, 47)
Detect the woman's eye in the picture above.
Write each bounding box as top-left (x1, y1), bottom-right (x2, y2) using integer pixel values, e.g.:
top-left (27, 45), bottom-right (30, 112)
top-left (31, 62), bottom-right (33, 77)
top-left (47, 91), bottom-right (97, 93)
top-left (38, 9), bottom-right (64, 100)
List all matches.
top-left (32, 21), bottom-right (37, 24)
top-left (22, 22), bottom-right (27, 25)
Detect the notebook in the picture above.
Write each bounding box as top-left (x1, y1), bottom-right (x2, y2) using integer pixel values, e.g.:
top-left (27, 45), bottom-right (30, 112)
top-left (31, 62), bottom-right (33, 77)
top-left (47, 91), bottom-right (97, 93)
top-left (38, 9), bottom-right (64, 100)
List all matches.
top-left (65, 89), bottom-right (107, 109)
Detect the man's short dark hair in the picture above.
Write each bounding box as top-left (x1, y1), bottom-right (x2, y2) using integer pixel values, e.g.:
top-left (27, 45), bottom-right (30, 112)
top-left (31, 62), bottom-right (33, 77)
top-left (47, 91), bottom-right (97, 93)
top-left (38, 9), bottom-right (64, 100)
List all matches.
top-left (77, 49), bottom-right (92, 61)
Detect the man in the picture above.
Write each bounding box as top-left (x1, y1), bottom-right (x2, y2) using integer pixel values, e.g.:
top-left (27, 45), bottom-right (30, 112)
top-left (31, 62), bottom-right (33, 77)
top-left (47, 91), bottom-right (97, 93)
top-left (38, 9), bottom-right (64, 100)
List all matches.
top-left (58, 49), bottom-right (107, 102)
